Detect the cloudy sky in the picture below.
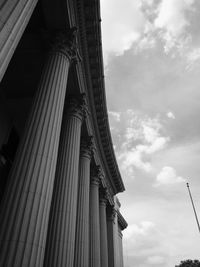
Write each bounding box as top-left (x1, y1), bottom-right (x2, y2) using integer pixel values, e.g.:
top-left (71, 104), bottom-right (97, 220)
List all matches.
top-left (100, 0), bottom-right (200, 266)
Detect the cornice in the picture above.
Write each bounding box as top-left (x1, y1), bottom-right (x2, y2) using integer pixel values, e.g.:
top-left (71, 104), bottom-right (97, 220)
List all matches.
top-left (75, 0), bottom-right (125, 194)
top-left (117, 210), bottom-right (128, 231)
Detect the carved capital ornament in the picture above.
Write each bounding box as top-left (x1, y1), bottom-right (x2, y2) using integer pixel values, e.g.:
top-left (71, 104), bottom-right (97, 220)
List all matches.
top-left (66, 95), bottom-right (88, 121)
top-left (90, 165), bottom-right (103, 186)
top-left (99, 189), bottom-right (108, 206)
top-left (108, 207), bottom-right (117, 222)
top-left (80, 136), bottom-right (94, 159)
top-left (48, 27), bottom-right (81, 62)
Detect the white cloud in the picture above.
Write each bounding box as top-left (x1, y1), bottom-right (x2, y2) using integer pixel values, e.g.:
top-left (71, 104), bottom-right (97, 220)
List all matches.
top-left (124, 221), bottom-right (156, 240)
top-left (147, 255), bottom-right (165, 264)
top-left (125, 127), bottom-right (138, 141)
top-left (186, 47), bottom-right (200, 69)
top-left (167, 112), bottom-right (175, 119)
top-left (123, 112), bottom-right (168, 148)
top-left (101, 0), bottom-right (198, 66)
top-left (123, 219), bottom-right (169, 266)
top-left (117, 111), bottom-right (169, 175)
top-left (108, 111), bottom-right (121, 121)
top-left (143, 124), bottom-right (160, 143)
top-left (154, 0), bottom-right (195, 53)
top-left (187, 47), bottom-right (200, 62)
top-left (136, 34), bottom-right (156, 51)
top-left (141, 0), bottom-right (155, 6)
top-left (155, 0), bottom-right (193, 35)
top-left (155, 166), bottom-right (185, 186)
top-left (119, 149), bottom-right (152, 175)
top-left (101, 0), bottom-right (147, 60)
top-left (136, 136), bottom-right (169, 154)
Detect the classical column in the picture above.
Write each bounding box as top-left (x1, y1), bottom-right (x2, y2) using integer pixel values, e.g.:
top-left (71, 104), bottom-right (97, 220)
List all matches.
top-left (73, 136), bottom-right (93, 267)
top-left (118, 230), bottom-right (124, 267)
top-left (113, 198), bottom-right (123, 267)
top-left (44, 97), bottom-right (86, 267)
top-left (89, 167), bottom-right (101, 267)
top-left (116, 208), bottom-right (127, 267)
top-left (99, 190), bottom-right (109, 267)
top-left (0, 30), bottom-right (76, 267)
top-left (0, 0), bottom-right (38, 82)
top-left (107, 207), bottom-right (116, 267)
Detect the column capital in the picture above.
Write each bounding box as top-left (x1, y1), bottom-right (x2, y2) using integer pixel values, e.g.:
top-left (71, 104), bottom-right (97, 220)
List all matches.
top-left (91, 165), bottom-right (103, 186)
top-left (90, 175), bottom-right (100, 186)
top-left (65, 95), bottom-right (88, 121)
top-left (48, 27), bottom-right (81, 61)
top-left (107, 206), bottom-right (117, 222)
top-left (80, 136), bottom-right (94, 160)
top-left (99, 188), bottom-right (108, 206)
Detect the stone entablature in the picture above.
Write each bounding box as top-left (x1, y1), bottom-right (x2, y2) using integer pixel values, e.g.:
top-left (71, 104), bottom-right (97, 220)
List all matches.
top-left (117, 210), bottom-right (128, 231)
top-left (75, 0), bottom-right (125, 194)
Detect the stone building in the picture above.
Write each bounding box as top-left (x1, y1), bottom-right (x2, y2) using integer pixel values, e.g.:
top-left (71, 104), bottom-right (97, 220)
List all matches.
top-left (0, 0), bottom-right (127, 266)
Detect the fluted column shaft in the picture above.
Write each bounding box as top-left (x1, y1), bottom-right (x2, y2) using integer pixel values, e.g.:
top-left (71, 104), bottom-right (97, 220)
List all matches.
top-left (73, 137), bottom-right (93, 267)
top-left (118, 231), bottom-right (124, 267)
top-left (44, 98), bottom-right (85, 267)
top-left (0, 0), bottom-right (38, 82)
top-left (0, 32), bottom-right (73, 267)
top-left (107, 208), bottom-right (116, 267)
top-left (113, 209), bottom-right (120, 267)
top-left (89, 173), bottom-right (101, 267)
top-left (99, 195), bottom-right (109, 267)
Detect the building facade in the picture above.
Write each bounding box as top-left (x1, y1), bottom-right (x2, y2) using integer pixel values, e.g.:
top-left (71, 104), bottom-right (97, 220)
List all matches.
top-left (0, 0), bottom-right (127, 266)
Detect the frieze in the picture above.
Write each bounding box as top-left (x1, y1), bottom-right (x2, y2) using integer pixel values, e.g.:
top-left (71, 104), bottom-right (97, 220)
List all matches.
top-left (76, 0), bottom-right (125, 193)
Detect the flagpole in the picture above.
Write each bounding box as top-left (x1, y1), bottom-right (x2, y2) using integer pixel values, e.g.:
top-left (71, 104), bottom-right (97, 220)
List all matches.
top-left (186, 182), bottom-right (200, 233)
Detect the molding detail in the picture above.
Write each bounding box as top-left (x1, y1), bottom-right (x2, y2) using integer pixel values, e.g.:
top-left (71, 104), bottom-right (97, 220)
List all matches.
top-left (80, 136), bottom-right (94, 159)
top-left (65, 95), bottom-right (88, 121)
top-left (90, 165), bottom-right (102, 186)
top-left (99, 189), bottom-right (108, 206)
top-left (117, 210), bottom-right (128, 230)
top-left (107, 207), bottom-right (117, 222)
top-left (76, 0), bottom-right (125, 193)
top-left (90, 175), bottom-right (100, 186)
top-left (48, 27), bottom-right (81, 61)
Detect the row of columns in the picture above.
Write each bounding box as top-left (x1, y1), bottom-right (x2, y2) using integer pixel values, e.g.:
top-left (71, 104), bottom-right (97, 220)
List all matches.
top-left (0, 29), bottom-right (120, 267)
